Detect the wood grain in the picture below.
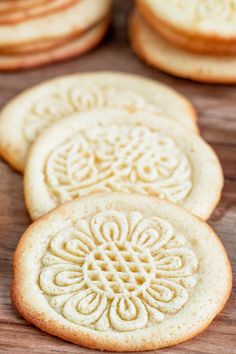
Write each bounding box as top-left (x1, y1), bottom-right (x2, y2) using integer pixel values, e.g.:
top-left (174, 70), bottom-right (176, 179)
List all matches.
top-left (0, 1), bottom-right (235, 352)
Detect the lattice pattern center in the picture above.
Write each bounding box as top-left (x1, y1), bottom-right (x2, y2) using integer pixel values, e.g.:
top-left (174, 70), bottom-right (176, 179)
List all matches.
top-left (83, 242), bottom-right (155, 297)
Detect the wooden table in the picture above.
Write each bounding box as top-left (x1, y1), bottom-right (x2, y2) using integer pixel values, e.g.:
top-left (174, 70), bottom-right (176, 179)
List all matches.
top-left (0, 1), bottom-right (235, 353)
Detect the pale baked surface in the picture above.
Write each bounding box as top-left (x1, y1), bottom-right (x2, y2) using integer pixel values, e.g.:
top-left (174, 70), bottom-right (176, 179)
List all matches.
top-left (12, 193), bottom-right (232, 351)
top-left (24, 109), bottom-right (222, 220)
top-left (0, 19), bottom-right (109, 70)
top-left (130, 11), bottom-right (236, 84)
top-left (0, 71), bottom-right (197, 172)
top-left (0, 0), bottom-right (111, 47)
top-left (137, 0), bottom-right (236, 40)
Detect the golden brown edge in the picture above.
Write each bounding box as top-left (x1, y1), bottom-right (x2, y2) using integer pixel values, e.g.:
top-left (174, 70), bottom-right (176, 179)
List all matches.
top-left (138, 3), bottom-right (236, 56)
top-left (0, 0), bottom-right (80, 25)
top-left (24, 144), bottom-right (224, 222)
top-left (136, 0), bottom-right (236, 46)
top-left (0, 0), bottom-right (112, 49)
top-left (0, 19), bottom-right (110, 168)
top-left (0, 66), bottom-right (198, 172)
top-left (0, 16), bottom-right (110, 71)
top-left (0, 140), bottom-right (24, 173)
top-left (24, 104), bottom-right (224, 222)
top-left (11, 193), bottom-right (233, 351)
top-left (129, 10), bottom-right (236, 84)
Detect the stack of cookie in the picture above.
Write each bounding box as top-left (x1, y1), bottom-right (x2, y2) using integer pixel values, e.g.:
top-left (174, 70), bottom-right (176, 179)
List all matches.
top-left (0, 0), bottom-right (111, 70)
top-left (0, 72), bottom-right (232, 351)
top-left (130, 0), bottom-right (236, 83)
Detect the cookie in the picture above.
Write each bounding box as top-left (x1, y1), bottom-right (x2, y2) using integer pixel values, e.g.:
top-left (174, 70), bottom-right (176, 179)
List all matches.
top-left (24, 109), bottom-right (222, 220)
top-left (0, 0), bottom-right (78, 25)
top-left (0, 17), bottom-right (109, 71)
top-left (137, 0), bottom-right (236, 55)
top-left (0, 0), bottom-right (111, 47)
top-left (0, 72), bottom-right (197, 173)
top-left (130, 11), bottom-right (236, 83)
top-left (138, 3), bottom-right (236, 56)
top-left (12, 193), bottom-right (232, 351)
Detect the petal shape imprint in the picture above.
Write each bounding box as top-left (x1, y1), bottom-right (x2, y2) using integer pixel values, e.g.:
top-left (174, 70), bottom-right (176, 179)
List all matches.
top-left (130, 216), bottom-right (173, 252)
top-left (91, 210), bottom-right (129, 243)
top-left (69, 87), bottom-right (107, 110)
top-left (49, 229), bottom-right (95, 264)
top-left (40, 264), bottom-right (84, 295)
top-left (63, 289), bottom-right (107, 325)
top-left (142, 279), bottom-right (188, 314)
top-left (155, 247), bottom-right (198, 278)
top-left (109, 296), bottom-right (148, 331)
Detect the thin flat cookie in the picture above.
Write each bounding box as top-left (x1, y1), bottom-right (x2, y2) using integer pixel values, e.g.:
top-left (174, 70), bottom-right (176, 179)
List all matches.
top-left (0, 0), bottom-right (111, 47)
top-left (130, 11), bottom-right (236, 83)
top-left (0, 18), bottom-right (109, 70)
top-left (0, 0), bottom-right (79, 25)
top-left (137, 0), bottom-right (236, 55)
top-left (12, 193), bottom-right (232, 351)
top-left (137, 1), bottom-right (236, 55)
top-left (0, 72), bottom-right (197, 172)
top-left (24, 109), bottom-right (222, 220)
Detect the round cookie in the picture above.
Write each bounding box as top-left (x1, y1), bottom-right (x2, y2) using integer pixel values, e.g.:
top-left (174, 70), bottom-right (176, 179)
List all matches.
top-left (130, 11), bottom-right (236, 84)
top-left (137, 0), bottom-right (236, 55)
top-left (12, 193), bottom-right (232, 351)
top-left (0, 0), bottom-right (79, 25)
top-left (0, 17), bottom-right (109, 70)
top-left (138, 4), bottom-right (236, 56)
top-left (24, 109), bottom-right (222, 220)
top-left (0, 0), bottom-right (111, 47)
top-left (0, 71), bottom-right (197, 173)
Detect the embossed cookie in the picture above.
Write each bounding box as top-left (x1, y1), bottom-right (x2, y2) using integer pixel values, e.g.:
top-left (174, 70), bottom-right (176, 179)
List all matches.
top-left (0, 0), bottom-right (111, 47)
top-left (24, 109), bottom-right (223, 220)
top-left (12, 193), bottom-right (232, 351)
top-left (0, 71), bottom-right (197, 172)
top-left (137, 0), bottom-right (236, 55)
top-left (130, 11), bottom-right (236, 83)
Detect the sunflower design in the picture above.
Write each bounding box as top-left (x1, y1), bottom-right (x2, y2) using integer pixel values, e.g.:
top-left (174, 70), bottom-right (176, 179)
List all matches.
top-left (39, 210), bottom-right (198, 332)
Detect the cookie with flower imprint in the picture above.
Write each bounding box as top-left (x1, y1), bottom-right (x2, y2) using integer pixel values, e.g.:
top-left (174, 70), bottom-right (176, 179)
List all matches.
top-left (24, 108), bottom-right (222, 220)
top-left (130, 10), bottom-right (236, 83)
top-left (0, 71), bottom-right (197, 173)
top-left (12, 193), bottom-right (232, 351)
top-left (137, 0), bottom-right (236, 55)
